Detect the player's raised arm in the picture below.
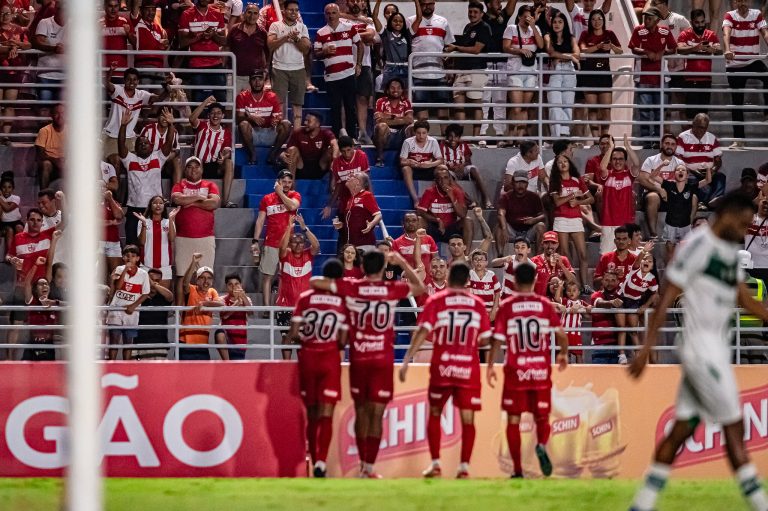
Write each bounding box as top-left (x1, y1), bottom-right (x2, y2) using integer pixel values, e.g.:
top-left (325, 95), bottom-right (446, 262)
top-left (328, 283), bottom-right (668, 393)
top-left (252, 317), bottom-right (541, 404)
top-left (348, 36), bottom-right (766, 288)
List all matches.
top-left (629, 281), bottom-right (682, 379)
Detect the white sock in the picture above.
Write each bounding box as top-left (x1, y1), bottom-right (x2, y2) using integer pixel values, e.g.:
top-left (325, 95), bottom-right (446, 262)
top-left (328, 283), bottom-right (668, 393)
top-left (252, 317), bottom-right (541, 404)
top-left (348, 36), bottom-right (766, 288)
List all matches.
top-left (632, 462), bottom-right (671, 511)
top-left (364, 462), bottom-right (373, 473)
top-left (431, 459), bottom-right (440, 467)
top-left (737, 463), bottom-right (768, 511)
top-left (458, 462), bottom-right (469, 472)
top-left (314, 460), bottom-right (326, 471)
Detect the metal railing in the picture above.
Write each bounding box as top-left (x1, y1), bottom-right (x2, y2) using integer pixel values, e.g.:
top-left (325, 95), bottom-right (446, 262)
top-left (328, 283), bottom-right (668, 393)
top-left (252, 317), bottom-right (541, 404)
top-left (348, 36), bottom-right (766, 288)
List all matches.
top-left (408, 52), bottom-right (768, 146)
top-left (1, 304), bottom-right (766, 364)
top-left (0, 49), bottom-right (237, 146)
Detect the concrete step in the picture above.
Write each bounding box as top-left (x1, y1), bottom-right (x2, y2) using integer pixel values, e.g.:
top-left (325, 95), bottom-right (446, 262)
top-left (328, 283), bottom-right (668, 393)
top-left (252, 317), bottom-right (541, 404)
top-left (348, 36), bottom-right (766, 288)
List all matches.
top-left (214, 208), bottom-right (256, 238)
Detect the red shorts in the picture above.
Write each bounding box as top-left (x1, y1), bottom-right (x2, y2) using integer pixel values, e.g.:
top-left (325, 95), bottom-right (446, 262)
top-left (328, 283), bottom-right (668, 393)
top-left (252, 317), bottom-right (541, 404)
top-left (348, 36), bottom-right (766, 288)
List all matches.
top-left (501, 385), bottom-right (551, 418)
top-left (298, 350), bottom-right (342, 406)
top-left (428, 384), bottom-right (481, 411)
top-left (567, 332), bottom-right (583, 355)
top-left (349, 362), bottom-right (393, 404)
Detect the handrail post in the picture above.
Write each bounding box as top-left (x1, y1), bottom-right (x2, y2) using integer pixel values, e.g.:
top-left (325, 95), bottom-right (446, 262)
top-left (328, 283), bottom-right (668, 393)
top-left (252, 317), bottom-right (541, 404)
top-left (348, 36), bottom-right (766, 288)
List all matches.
top-left (538, 54), bottom-right (544, 147)
top-left (173, 308), bottom-right (180, 361)
top-left (659, 56), bottom-right (666, 145)
top-left (735, 309), bottom-right (742, 365)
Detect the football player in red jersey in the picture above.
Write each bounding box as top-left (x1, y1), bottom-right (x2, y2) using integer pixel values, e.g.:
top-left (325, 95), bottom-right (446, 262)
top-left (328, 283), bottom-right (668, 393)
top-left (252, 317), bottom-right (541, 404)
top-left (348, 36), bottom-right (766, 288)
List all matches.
top-left (312, 249), bottom-right (425, 477)
top-left (399, 261), bottom-right (491, 479)
top-left (487, 263), bottom-right (569, 478)
top-left (287, 258), bottom-right (348, 478)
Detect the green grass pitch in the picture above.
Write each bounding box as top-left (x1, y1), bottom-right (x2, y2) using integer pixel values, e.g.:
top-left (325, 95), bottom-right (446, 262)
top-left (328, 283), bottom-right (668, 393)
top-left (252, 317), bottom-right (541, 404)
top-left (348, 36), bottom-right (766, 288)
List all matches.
top-left (0, 478), bottom-right (750, 511)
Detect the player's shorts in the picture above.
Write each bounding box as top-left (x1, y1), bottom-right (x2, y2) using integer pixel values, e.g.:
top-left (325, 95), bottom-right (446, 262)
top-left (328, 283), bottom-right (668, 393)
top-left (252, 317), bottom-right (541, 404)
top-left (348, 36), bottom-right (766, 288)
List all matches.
top-left (298, 350), bottom-right (342, 406)
top-left (675, 358), bottom-right (742, 425)
top-left (428, 384), bottom-right (481, 411)
top-left (349, 362), bottom-right (393, 404)
top-left (259, 245), bottom-right (280, 276)
top-left (502, 384), bottom-right (551, 418)
top-left (100, 240), bottom-right (122, 258)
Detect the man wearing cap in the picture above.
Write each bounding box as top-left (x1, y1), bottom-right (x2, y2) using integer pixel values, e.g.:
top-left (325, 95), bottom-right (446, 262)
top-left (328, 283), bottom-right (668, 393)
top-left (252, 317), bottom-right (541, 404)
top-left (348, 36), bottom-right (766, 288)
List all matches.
top-left (171, 155), bottom-right (221, 302)
top-left (178, 252), bottom-right (224, 360)
top-left (739, 167), bottom-right (759, 200)
top-left (236, 69), bottom-right (292, 165)
top-left (280, 111), bottom-right (339, 179)
top-left (628, 7), bottom-right (677, 147)
top-left (496, 169), bottom-right (546, 254)
top-left (530, 231), bottom-right (576, 296)
top-left (253, 169), bottom-right (301, 308)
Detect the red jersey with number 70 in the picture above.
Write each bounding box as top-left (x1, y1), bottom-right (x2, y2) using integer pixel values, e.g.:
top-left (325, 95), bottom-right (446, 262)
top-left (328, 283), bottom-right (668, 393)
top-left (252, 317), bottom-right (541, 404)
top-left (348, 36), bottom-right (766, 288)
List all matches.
top-left (492, 292), bottom-right (561, 390)
top-left (291, 289), bottom-right (349, 354)
top-left (336, 278), bottom-right (411, 366)
top-left (418, 289), bottom-right (491, 389)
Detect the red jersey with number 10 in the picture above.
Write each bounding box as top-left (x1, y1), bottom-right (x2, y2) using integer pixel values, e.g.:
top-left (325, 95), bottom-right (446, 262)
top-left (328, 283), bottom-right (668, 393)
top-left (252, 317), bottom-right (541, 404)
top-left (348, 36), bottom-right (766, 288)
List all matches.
top-left (418, 289), bottom-right (491, 389)
top-left (493, 292), bottom-right (561, 390)
top-left (292, 289), bottom-right (348, 354)
top-left (337, 278), bottom-right (411, 366)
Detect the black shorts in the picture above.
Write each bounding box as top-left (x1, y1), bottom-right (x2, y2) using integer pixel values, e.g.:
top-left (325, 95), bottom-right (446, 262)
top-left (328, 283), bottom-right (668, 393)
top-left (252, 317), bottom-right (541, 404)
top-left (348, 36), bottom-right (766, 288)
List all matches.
top-left (297, 162), bottom-right (327, 180)
top-left (0, 220), bottom-right (23, 233)
top-left (9, 286), bottom-right (26, 323)
top-left (356, 66), bottom-right (374, 98)
top-left (412, 77), bottom-right (451, 107)
top-left (402, 165), bottom-right (435, 181)
top-left (641, 188), bottom-right (668, 212)
top-left (427, 220), bottom-right (464, 243)
top-left (202, 161), bottom-right (221, 179)
top-left (276, 310), bottom-right (293, 329)
top-left (385, 128), bottom-right (406, 150)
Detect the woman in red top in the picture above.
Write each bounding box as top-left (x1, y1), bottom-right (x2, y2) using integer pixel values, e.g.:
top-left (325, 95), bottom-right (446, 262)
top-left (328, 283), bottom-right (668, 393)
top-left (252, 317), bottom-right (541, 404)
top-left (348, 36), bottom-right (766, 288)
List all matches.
top-left (0, 6), bottom-right (28, 140)
top-left (550, 154), bottom-right (594, 291)
top-left (334, 172), bottom-right (382, 250)
top-left (341, 243), bottom-right (363, 279)
top-left (578, 9), bottom-right (622, 139)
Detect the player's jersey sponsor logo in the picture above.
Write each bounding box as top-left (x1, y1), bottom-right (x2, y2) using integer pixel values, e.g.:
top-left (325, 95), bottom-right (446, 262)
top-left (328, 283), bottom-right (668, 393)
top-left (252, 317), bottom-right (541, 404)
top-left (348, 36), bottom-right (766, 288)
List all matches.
top-left (517, 368), bottom-right (549, 382)
top-left (655, 383), bottom-right (768, 467)
top-left (352, 340), bottom-right (385, 353)
top-left (338, 389), bottom-right (461, 474)
top-left (438, 365), bottom-right (472, 380)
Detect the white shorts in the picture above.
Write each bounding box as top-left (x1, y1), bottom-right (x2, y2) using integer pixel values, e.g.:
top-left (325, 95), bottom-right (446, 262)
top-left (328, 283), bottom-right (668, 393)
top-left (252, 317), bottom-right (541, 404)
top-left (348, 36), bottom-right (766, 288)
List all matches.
top-left (676, 359), bottom-right (742, 425)
top-left (105, 309), bottom-right (141, 327)
top-left (509, 69), bottom-right (537, 89)
top-left (600, 226), bottom-right (618, 254)
top-left (553, 217), bottom-right (584, 233)
top-left (663, 224), bottom-right (691, 243)
top-left (259, 245), bottom-right (280, 276)
top-left (141, 264), bottom-right (172, 280)
top-left (101, 241), bottom-right (122, 258)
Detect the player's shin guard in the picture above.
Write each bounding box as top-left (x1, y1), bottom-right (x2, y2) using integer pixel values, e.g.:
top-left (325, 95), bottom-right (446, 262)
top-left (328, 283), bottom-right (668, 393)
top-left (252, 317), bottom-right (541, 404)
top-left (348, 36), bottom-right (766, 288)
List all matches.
top-left (428, 414), bottom-right (442, 461)
top-left (306, 417), bottom-right (318, 463)
top-left (736, 463), bottom-right (768, 511)
top-left (535, 416), bottom-right (551, 445)
top-left (632, 462), bottom-right (671, 511)
top-left (316, 416), bottom-right (333, 464)
top-left (365, 436), bottom-right (382, 465)
top-left (506, 423), bottom-right (522, 475)
top-left (460, 423), bottom-right (475, 464)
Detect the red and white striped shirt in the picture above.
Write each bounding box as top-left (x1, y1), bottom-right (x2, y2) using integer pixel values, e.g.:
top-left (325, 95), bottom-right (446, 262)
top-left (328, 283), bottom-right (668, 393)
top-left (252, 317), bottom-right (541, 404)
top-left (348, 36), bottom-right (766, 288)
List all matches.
top-left (723, 9), bottom-right (767, 68)
top-left (140, 122), bottom-right (179, 152)
top-left (467, 269), bottom-right (500, 308)
top-left (502, 258), bottom-right (535, 299)
top-left (400, 135), bottom-right (441, 163)
top-left (313, 20), bottom-right (360, 82)
top-left (561, 298), bottom-right (589, 332)
top-left (440, 141), bottom-right (471, 167)
top-left (103, 84), bottom-right (152, 138)
top-left (138, 218), bottom-right (172, 270)
top-left (620, 267), bottom-right (658, 301)
top-left (194, 120), bottom-right (232, 163)
top-left (675, 129), bottom-right (722, 171)
top-left (121, 150), bottom-right (168, 208)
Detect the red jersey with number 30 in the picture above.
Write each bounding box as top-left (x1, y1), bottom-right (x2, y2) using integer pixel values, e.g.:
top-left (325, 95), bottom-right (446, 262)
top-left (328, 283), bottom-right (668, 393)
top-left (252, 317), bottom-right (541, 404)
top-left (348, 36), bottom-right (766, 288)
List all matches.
top-left (418, 289), bottom-right (491, 389)
top-left (493, 293), bottom-right (561, 390)
top-left (292, 289), bottom-right (348, 354)
top-left (337, 278), bottom-right (411, 366)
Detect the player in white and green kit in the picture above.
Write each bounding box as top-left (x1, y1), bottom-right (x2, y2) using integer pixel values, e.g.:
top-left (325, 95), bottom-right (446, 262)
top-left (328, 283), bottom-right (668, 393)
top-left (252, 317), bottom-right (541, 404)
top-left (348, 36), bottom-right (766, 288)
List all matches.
top-left (629, 193), bottom-right (768, 511)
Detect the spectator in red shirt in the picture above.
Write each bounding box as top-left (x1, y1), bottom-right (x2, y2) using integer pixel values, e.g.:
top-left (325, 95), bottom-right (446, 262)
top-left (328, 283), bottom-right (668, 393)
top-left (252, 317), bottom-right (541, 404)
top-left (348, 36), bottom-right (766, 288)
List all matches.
top-left (276, 213), bottom-right (319, 360)
top-left (496, 170), bottom-right (546, 254)
top-left (189, 96), bottom-right (235, 207)
top-left (593, 225), bottom-right (637, 289)
top-left (215, 273), bottom-right (253, 360)
top-left (280, 111), bottom-right (339, 179)
top-left (333, 171), bottom-right (381, 250)
top-left (530, 230), bottom-right (577, 296)
top-left (227, 3), bottom-right (268, 94)
top-left (628, 7), bottom-right (676, 147)
top-left (589, 270), bottom-right (622, 363)
top-left (0, 4), bottom-right (29, 139)
top-left (417, 167), bottom-right (471, 247)
top-left (170, 156), bottom-right (221, 300)
top-left (341, 243), bottom-right (364, 279)
top-left (676, 9), bottom-right (721, 119)
top-left (373, 77), bottom-right (413, 167)
top-left (236, 69), bottom-right (292, 165)
top-left (391, 211), bottom-right (438, 270)
top-left (324, 136), bottom-right (369, 249)
top-left (252, 169), bottom-right (301, 308)
top-left (178, 0), bottom-right (228, 103)
top-left (129, 0), bottom-right (171, 81)
top-left (101, 0), bottom-right (130, 73)
top-left (598, 135), bottom-right (640, 253)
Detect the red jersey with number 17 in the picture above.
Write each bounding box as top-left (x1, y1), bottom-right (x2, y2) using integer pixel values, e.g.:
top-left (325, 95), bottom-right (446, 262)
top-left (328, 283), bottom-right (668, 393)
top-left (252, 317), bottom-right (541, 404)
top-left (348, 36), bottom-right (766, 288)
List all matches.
top-left (292, 289), bottom-right (348, 354)
top-left (337, 278), bottom-right (411, 366)
top-left (493, 292), bottom-right (561, 390)
top-left (418, 289), bottom-right (491, 389)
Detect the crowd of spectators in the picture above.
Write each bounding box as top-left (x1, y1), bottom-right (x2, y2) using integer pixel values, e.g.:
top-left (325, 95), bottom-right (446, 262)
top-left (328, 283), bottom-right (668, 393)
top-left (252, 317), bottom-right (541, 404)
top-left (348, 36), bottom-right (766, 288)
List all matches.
top-left (2, 0), bottom-right (768, 364)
